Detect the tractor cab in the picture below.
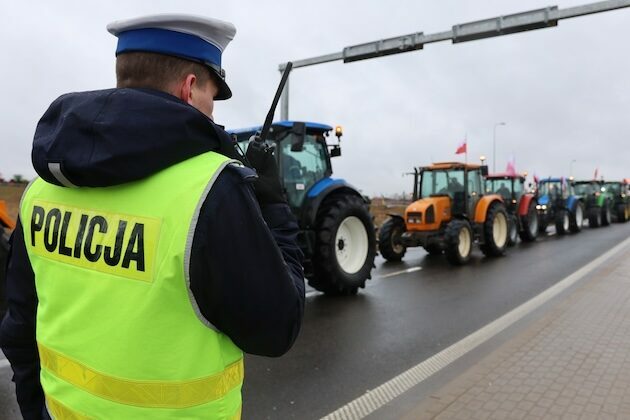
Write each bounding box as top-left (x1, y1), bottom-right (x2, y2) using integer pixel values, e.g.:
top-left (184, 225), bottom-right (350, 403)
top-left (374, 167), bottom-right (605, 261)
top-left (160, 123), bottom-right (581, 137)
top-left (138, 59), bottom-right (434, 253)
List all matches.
top-left (411, 162), bottom-right (487, 223)
top-left (485, 173), bottom-right (526, 213)
top-left (537, 178), bottom-right (567, 209)
top-left (229, 121), bottom-right (342, 214)
top-left (602, 179), bottom-right (630, 222)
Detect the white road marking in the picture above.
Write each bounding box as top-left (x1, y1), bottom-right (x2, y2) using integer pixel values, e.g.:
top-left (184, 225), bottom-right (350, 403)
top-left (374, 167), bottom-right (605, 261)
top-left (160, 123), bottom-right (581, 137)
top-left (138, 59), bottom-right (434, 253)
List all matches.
top-left (0, 359), bottom-right (10, 370)
top-left (321, 235), bottom-right (630, 420)
top-left (379, 266), bottom-right (422, 279)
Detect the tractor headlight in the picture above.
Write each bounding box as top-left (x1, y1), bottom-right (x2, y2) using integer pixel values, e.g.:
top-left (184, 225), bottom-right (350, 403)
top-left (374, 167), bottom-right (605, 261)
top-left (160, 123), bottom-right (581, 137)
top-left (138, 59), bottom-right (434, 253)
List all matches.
top-left (407, 212), bottom-right (422, 224)
top-left (542, 205), bottom-right (547, 210)
top-left (536, 205), bottom-right (541, 210)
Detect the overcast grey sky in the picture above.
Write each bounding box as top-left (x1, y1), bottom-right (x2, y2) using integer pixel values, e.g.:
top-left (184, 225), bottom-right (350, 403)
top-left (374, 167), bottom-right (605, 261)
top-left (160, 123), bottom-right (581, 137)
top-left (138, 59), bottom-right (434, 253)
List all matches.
top-left (1, 0), bottom-right (628, 195)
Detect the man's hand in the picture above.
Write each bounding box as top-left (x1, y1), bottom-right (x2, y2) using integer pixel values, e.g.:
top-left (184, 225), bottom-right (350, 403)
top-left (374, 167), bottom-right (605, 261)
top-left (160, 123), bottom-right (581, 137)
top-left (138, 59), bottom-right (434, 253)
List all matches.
top-left (245, 137), bottom-right (286, 206)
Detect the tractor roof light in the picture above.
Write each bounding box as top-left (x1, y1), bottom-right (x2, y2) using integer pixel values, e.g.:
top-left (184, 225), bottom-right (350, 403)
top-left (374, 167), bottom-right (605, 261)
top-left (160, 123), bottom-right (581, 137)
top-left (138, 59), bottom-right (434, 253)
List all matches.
top-left (335, 125), bottom-right (343, 139)
top-left (569, 176), bottom-right (574, 181)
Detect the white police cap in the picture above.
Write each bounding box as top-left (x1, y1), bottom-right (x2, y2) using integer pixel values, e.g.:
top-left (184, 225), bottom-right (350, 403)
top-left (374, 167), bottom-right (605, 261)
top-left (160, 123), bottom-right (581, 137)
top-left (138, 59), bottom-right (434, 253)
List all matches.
top-left (107, 14), bottom-right (236, 100)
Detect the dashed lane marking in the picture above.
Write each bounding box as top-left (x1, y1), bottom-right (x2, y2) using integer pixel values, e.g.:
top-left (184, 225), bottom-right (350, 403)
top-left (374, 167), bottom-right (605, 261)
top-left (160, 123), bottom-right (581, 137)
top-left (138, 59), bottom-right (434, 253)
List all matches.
top-left (321, 235), bottom-right (630, 420)
top-left (379, 267), bottom-right (422, 279)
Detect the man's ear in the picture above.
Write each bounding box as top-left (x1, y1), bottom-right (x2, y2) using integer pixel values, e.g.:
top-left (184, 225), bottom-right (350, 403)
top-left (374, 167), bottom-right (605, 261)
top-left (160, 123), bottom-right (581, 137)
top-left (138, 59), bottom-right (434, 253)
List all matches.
top-left (177, 74), bottom-right (197, 105)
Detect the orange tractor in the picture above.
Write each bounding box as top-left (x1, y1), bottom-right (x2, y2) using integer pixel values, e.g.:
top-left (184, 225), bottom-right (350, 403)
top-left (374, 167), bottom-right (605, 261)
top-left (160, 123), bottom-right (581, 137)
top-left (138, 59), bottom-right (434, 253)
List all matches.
top-left (1, 200), bottom-right (15, 318)
top-left (379, 162), bottom-right (509, 265)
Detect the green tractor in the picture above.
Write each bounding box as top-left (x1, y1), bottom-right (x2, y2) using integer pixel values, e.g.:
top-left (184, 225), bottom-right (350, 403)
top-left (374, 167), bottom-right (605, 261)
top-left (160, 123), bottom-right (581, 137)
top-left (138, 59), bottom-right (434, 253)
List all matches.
top-left (570, 179), bottom-right (613, 228)
top-left (602, 179), bottom-right (630, 223)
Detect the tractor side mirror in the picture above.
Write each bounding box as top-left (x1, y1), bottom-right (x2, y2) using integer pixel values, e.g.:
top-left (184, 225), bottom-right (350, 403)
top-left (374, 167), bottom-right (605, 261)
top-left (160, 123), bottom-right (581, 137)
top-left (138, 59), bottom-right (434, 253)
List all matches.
top-left (290, 122), bottom-right (306, 152)
top-left (330, 145), bottom-right (342, 157)
top-left (480, 165), bottom-right (489, 176)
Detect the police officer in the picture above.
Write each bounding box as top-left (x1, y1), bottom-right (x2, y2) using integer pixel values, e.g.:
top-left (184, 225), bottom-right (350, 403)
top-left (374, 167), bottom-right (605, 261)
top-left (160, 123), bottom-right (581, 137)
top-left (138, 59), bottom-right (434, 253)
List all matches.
top-left (0, 14), bottom-right (304, 419)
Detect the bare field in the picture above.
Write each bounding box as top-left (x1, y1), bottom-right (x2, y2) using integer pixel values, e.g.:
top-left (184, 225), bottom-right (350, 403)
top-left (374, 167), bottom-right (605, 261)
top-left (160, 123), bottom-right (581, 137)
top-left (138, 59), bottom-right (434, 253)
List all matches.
top-left (0, 184), bottom-right (26, 223)
top-left (0, 183), bottom-right (407, 230)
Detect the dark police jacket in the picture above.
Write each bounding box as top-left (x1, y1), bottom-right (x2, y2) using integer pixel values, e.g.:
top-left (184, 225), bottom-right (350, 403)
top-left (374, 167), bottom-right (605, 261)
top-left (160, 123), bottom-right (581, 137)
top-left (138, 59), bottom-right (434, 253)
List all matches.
top-left (0, 88), bottom-right (305, 420)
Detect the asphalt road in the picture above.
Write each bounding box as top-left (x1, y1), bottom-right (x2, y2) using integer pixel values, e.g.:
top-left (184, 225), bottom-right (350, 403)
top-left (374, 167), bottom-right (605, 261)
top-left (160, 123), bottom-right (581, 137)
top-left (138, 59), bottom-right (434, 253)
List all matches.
top-left (0, 222), bottom-right (628, 419)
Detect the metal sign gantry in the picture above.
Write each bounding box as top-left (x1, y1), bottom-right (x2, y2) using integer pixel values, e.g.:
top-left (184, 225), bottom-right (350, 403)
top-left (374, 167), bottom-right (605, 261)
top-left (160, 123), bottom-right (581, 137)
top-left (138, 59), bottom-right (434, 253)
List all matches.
top-left (279, 0), bottom-right (630, 120)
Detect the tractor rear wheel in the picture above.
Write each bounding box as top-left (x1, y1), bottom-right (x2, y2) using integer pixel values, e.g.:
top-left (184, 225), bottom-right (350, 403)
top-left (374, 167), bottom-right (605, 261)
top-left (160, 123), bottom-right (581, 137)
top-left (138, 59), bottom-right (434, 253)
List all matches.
top-left (569, 201), bottom-right (584, 233)
top-left (519, 201), bottom-right (538, 242)
top-left (379, 217), bottom-right (406, 262)
top-left (444, 220), bottom-right (473, 265)
top-left (310, 195), bottom-right (376, 295)
top-left (506, 215), bottom-right (518, 247)
top-left (601, 203), bottom-right (612, 226)
top-left (555, 209), bottom-right (570, 235)
top-left (480, 203), bottom-right (509, 257)
top-left (0, 227), bottom-right (10, 319)
top-left (589, 207), bottom-right (601, 228)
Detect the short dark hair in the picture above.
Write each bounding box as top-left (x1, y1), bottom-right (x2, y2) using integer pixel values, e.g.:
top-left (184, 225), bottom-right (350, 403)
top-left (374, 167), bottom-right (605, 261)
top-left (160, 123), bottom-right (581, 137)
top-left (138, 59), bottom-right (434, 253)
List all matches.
top-left (116, 52), bottom-right (213, 91)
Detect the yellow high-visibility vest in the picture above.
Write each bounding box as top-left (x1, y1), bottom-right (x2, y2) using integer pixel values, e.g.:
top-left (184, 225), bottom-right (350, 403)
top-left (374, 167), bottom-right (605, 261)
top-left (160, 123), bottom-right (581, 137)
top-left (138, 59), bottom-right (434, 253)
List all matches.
top-left (20, 151), bottom-right (243, 419)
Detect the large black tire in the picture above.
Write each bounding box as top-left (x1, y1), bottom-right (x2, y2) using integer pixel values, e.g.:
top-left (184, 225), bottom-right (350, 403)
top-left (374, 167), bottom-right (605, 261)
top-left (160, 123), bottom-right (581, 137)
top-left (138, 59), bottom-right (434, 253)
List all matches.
top-left (601, 203), bottom-right (612, 226)
top-left (588, 207), bottom-right (601, 228)
top-left (617, 204), bottom-right (628, 223)
top-left (519, 201), bottom-right (538, 242)
top-left (0, 227), bottom-right (9, 320)
top-left (506, 215), bottom-right (518, 247)
top-left (480, 203), bottom-right (509, 257)
top-left (569, 201), bottom-right (584, 233)
top-left (555, 209), bottom-right (570, 235)
top-left (444, 220), bottom-right (473, 265)
top-left (310, 195), bottom-right (377, 295)
top-left (378, 217), bottom-right (406, 262)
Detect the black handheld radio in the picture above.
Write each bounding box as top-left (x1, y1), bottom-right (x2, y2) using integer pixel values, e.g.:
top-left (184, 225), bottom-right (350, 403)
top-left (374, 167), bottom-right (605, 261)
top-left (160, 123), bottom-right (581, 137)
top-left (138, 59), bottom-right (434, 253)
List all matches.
top-left (233, 62), bottom-right (293, 166)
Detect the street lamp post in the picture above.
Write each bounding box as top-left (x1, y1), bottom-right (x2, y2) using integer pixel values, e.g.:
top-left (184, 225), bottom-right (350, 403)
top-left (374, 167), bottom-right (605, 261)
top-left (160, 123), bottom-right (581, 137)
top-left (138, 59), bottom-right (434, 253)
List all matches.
top-left (570, 159), bottom-right (576, 177)
top-left (493, 122), bottom-right (506, 173)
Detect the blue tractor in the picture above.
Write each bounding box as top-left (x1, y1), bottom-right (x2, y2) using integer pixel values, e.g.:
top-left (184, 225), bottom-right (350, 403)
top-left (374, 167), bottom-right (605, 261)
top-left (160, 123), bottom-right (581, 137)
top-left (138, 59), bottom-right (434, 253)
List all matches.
top-left (229, 121), bottom-right (376, 295)
top-left (535, 177), bottom-right (584, 235)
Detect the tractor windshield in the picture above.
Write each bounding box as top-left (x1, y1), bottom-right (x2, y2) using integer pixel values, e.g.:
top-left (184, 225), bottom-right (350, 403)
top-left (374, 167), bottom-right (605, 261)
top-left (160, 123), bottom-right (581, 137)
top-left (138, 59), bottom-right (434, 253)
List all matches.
top-left (572, 183), bottom-right (596, 196)
top-left (278, 133), bottom-right (329, 209)
top-left (420, 169), bottom-right (465, 199)
top-left (603, 183), bottom-right (621, 194)
top-left (487, 179), bottom-right (513, 201)
top-left (538, 181), bottom-right (563, 199)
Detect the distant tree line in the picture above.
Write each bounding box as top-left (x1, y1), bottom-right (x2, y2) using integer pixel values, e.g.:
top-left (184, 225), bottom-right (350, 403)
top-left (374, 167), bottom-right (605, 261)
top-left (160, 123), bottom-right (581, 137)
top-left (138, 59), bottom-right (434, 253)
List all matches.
top-left (0, 174), bottom-right (29, 184)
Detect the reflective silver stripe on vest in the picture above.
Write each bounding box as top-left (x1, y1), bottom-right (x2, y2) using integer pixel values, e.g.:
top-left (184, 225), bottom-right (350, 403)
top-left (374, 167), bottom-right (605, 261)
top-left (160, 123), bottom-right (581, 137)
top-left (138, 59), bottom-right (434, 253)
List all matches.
top-left (184, 160), bottom-right (240, 332)
top-left (48, 163), bottom-right (77, 188)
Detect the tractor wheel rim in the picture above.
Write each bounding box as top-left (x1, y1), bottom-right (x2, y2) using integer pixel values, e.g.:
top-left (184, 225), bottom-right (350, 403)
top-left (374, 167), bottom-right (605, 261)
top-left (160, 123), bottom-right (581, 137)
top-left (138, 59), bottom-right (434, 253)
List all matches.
top-left (563, 213), bottom-right (570, 231)
top-left (493, 212), bottom-right (508, 248)
top-left (391, 227), bottom-right (404, 254)
top-left (510, 220), bottom-right (518, 242)
top-left (335, 216), bottom-right (369, 274)
top-left (575, 205), bottom-right (583, 227)
top-left (458, 226), bottom-right (471, 257)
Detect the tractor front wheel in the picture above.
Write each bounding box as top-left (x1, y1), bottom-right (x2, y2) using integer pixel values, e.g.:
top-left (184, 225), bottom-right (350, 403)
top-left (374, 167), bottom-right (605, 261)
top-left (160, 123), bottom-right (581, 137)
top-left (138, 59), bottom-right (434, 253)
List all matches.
top-left (569, 201), bottom-right (584, 233)
top-left (480, 203), bottom-right (509, 257)
top-left (617, 204), bottom-right (628, 223)
top-left (507, 215), bottom-right (518, 247)
top-left (379, 217), bottom-right (406, 262)
top-left (601, 203), bottom-right (612, 226)
top-left (444, 220), bottom-right (473, 265)
top-left (588, 207), bottom-right (601, 228)
top-left (310, 195), bottom-right (376, 295)
top-left (555, 209), bottom-right (570, 235)
top-left (519, 201), bottom-right (538, 242)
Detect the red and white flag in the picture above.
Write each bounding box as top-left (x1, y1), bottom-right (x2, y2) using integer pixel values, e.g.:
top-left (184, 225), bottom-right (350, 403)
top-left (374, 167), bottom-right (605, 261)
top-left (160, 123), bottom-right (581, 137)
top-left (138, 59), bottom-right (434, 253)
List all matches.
top-left (593, 168), bottom-right (599, 180)
top-left (455, 140), bottom-right (467, 155)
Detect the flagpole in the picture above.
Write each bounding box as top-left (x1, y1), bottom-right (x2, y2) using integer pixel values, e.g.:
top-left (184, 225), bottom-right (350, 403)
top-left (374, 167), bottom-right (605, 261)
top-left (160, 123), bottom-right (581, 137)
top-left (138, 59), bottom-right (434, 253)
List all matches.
top-left (465, 133), bottom-right (468, 165)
